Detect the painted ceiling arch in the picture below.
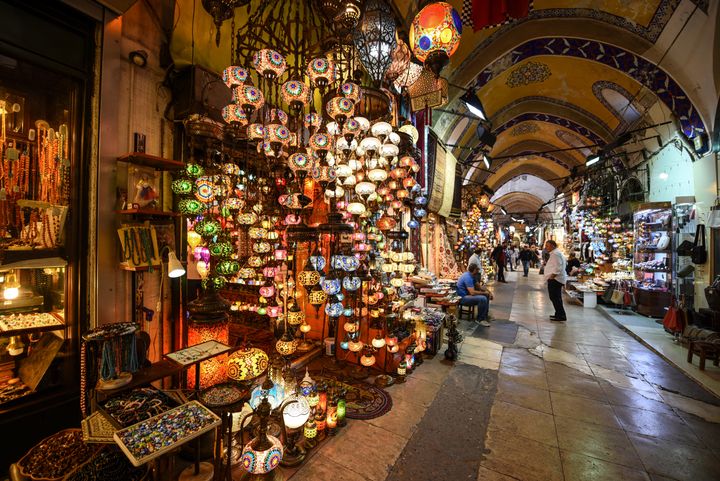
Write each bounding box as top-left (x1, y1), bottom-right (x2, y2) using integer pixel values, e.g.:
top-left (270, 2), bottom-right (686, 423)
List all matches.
top-left (492, 191), bottom-right (548, 215)
top-left (491, 175), bottom-right (557, 204)
top-left (480, 156), bottom-right (569, 192)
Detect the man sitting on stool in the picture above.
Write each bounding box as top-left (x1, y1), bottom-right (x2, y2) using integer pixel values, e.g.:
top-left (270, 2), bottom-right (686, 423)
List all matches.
top-left (456, 264), bottom-right (492, 327)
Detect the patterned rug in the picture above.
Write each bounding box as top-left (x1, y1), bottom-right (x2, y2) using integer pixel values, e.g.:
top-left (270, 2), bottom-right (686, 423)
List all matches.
top-left (312, 373), bottom-right (393, 420)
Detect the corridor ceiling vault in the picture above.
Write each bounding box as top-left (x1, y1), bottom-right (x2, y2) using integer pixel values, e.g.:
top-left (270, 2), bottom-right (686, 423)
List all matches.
top-left (170, 0), bottom-right (713, 219)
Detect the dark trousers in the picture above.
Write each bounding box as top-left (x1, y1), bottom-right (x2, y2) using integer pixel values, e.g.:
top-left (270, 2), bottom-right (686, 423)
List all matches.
top-left (496, 262), bottom-right (505, 282)
top-left (521, 260), bottom-right (529, 276)
top-left (547, 279), bottom-right (566, 319)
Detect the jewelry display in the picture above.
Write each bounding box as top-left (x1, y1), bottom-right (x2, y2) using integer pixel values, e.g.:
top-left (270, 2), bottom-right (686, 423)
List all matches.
top-left (165, 339), bottom-right (232, 367)
top-left (0, 378), bottom-right (30, 404)
top-left (113, 401), bottom-right (221, 467)
top-left (117, 224), bottom-right (161, 270)
top-left (64, 447), bottom-right (147, 481)
top-left (0, 312), bottom-right (64, 333)
top-left (199, 382), bottom-right (246, 408)
top-left (82, 322), bottom-right (140, 389)
top-left (100, 386), bottom-right (180, 428)
top-left (17, 429), bottom-right (99, 480)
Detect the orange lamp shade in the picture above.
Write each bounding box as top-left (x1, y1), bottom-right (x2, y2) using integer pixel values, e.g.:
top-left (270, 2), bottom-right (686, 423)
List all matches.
top-left (187, 320), bottom-right (229, 389)
top-left (409, 2), bottom-right (462, 63)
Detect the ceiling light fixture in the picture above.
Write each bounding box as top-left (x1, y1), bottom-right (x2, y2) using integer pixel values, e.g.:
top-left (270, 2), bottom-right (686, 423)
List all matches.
top-left (586, 153), bottom-right (601, 166)
top-left (460, 90), bottom-right (486, 120)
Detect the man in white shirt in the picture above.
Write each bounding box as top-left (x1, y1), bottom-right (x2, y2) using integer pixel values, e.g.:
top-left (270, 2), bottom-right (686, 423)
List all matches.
top-left (467, 248), bottom-right (483, 278)
top-left (543, 240), bottom-right (567, 321)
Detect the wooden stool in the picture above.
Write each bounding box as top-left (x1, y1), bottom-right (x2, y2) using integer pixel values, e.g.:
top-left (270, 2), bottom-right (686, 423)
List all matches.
top-left (458, 303), bottom-right (476, 321)
top-left (687, 340), bottom-right (720, 371)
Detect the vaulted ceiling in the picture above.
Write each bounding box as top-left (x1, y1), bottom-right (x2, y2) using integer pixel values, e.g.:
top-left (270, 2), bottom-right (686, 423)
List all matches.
top-left (394, 0), bottom-right (712, 220)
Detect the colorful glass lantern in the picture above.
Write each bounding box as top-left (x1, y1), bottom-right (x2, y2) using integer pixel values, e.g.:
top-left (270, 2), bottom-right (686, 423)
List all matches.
top-left (233, 85), bottom-right (265, 116)
top-left (304, 111), bottom-right (323, 131)
top-left (320, 276), bottom-right (342, 295)
top-left (410, 1), bottom-right (462, 76)
top-left (367, 168), bottom-right (388, 182)
top-left (385, 36), bottom-right (411, 82)
top-left (288, 152), bottom-right (310, 175)
top-left (276, 332), bottom-right (298, 356)
top-left (343, 321), bottom-right (359, 333)
top-left (326, 403), bottom-right (338, 431)
top-left (307, 57), bottom-right (336, 89)
top-left (308, 288), bottom-right (327, 308)
top-left (394, 62), bottom-right (423, 90)
top-left (304, 419), bottom-right (317, 441)
top-left (227, 346), bottom-right (269, 381)
top-left (178, 198), bottom-right (204, 216)
top-left (252, 49), bottom-right (287, 80)
top-left (283, 393), bottom-right (311, 430)
top-left (281, 79), bottom-right (310, 116)
top-left (346, 202), bottom-right (366, 215)
top-left (343, 276), bottom-right (361, 292)
top-left (287, 305), bottom-right (306, 325)
top-left (371, 334), bottom-right (386, 349)
top-left (397, 360), bottom-right (407, 375)
top-left (222, 104), bottom-right (248, 125)
top-left (222, 66), bottom-right (249, 87)
top-left (171, 178), bottom-right (193, 195)
top-left (298, 269), bottom-right (321, 287)
top-left (249, 381), bottom-right (285, 410)
top-left (187, 319), bottom-right (229, 388)
top-left (241, 434), bottom-right (283, 475)
top-left (326, 97), bottom-right (355, 129)
top-left (361, 352), bottom-right (376, 367)
top-left (340, 82), bottom-right (362, 102)
top-left (348, 339), bottom-right (363, 352)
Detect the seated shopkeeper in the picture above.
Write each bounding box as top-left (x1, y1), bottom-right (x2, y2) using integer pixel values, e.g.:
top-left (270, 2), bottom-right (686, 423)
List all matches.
top-left (456, 264), bottom-right (493, 327)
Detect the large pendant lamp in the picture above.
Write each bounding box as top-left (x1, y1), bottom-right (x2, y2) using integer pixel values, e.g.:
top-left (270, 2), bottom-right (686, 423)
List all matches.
top-left (353, 0), bottom-right (397, 86)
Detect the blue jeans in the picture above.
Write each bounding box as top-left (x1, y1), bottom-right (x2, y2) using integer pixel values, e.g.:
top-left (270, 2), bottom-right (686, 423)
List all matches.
top-left (460, 295), bottom-right (489, 321)
top-left (522, 260), bottom-right (529, 276)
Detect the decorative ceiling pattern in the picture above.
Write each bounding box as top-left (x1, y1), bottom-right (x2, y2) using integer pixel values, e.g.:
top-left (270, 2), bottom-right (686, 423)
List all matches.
top-left (496, 110), bottom-right (606, 145)
top-left (509, 122), bottom-right (540, 136)
top-left (471, 37), bottom-right (704, 137)
top-left (505, 60), bottom-right (552, 88)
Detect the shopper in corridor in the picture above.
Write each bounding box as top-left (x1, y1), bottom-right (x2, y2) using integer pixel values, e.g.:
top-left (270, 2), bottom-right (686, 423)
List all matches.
top-left (543, 240), bottom-right (567, 321)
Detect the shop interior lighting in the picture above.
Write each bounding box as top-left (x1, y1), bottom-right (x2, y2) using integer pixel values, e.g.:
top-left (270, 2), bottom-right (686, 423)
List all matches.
top-left (586, 153), bottom-right (601, 166)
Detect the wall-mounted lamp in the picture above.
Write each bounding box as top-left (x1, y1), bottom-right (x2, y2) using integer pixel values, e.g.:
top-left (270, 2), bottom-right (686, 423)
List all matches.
top-left (129, 50), bottom-right (148, 68)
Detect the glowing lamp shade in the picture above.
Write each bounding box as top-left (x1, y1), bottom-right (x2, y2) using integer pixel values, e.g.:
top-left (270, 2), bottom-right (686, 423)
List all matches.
top-left (340, 82), bottom-right (362, 102)
top-left (227, 346), bottom-right (270, 382)
top-left (308, 288), bottom-right (328, 307)
top-left (348, 340), bottom-right (363, 352)
top-left (410, 2), bottom-right (462, 75)
top-left (167, 250), bottom-right (186, 278)
top-left (343, 322), bottom-right (359, 333)
top-left (326, 404), bottom-right (338, 429)
top-left (298, 269), bottom-right (321, 286)
top-left (307, 57), bottom-right (337, 89)
top-left (233, 85), bottom-right (265, 115)
top-left (281, 79), bottom-right (310, 113)
top-left (343, 276), bottom-right (361, 291)
top-left (299, 322), bottom-right (312, 333)
top-left (276, 333), bottom-right (298, 356)
top-left (310, 132), bottom-right (331, 152)
top-left (394, 62), bottom-right (423, 90)
top-left (249, 382), bottom-right (285, 410)
top-left (397, 360), bottom-right (407, 375)
top-left (399, 124), bottom-right (420, 144)
top-left (377, 215), bottom-right (397, 231)
top-left (371, 121), bottom-right (393, 139)
top-left (241, 435), bottom-right (283, 474)
top-left (326, 97), bottom-right (355, 125)
top-left (252, 49), bottom-right (287, 79)
top-left (304, 112), bottom-right (323, 131)
top-left (287, 306), bottom-right (306, 325)
top-left (320, 277), bottom-right (342, 295)
top-left (360, 136), bottom-right (381, 155)
top-left (289, 152), bottom-right (310, 173)
top-left (360, 353), bottom-right (376, 367)
top-left (355, 181), bottom-right (376, 197)
top-left (187, 320), bottom-right (229, 388)
top-left (304, 420), bottom-right (318, 440)
top-left (367, 168), bottom-right (388, 182)
top-left (222, 104), bottom-right (248, 125)
top-left (222, 66), bottom-right (249, 87)
top-left (283, 394), bottom-right (311, 429)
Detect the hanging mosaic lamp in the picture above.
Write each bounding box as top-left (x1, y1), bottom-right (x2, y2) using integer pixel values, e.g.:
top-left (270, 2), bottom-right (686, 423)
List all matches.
top-left (222, 66), bottom-right (249, 87)
top-left (340, 81), bottom-right (363, 102)
top-left (409, 1), bottom-right (462, 77)
top-left (222, 104), bottom-right (248, 125)
top-left (227, 346), bottom-right (269, 382)
top-left (307, 57), bottom-right (337, 91)
top-left (326, 96), bottom-right (355, 131)
top-left (385, 35), bottom-right (411, 83)
top-left (252, 49), bottom-right (287, 80)
top-left (394, 62), bottom-right (423, 91)
top-left (233, 85), bottom-right (265, 117)
top-left (281, 79), bottom-right (310, 117)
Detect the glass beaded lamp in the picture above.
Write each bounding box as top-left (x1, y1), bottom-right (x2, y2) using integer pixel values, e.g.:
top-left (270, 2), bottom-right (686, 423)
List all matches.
top-left (276, 331), bottom-right (298, 357)
top-left (355, 181), bottom-right (376, 197)
top-left (307, 57), bottom-right (336, 90)
top-left (367, 168), bottom-right (388, 182)
top-left (282, 79), bottom-right (310, 116)
top-left (221, 104), bottom-right (248, 125)
top-left (222, 66), bottom-right (249, 87)
top-left (304, 111), bottom-right (323, 131)
top-left (346, 201), bottom-right (366, 215)
top-left (171, 178), bottom-right (193, 195)
top-left (252, 49), bottom-right (287, 80)
top-left (348, 339), bottom-right (363, 352)
top-left (326, 96), bottom-right (355, 130)
top-left (410, 1), bottom-right (462, 77)
top-left (283, 393), bottom-right (311, 430)
top-left (233, 85), bottom-right (265, 117)
top-left (227, 346), bottom-right (269, 382)
top-left (360, 352), bottom-right (376, 367)
top-left (394, 62), bottom-right (423, 91)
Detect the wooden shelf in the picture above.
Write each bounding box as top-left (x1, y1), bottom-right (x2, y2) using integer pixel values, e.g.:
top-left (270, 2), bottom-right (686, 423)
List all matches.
top-left (116, 209), bottom-right (178, 218)
top-left (119, 263), bottom-right (161, 272)
top-left (0, 248), bottom-right (66, 266)
top-left (117, 153), bottom-right (185, 171)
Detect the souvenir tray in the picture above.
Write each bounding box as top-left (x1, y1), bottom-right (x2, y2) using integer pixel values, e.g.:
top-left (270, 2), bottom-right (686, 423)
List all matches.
top-left (18, 429), bottom-right (100, 481)
top-left (0, 312), bottom-right (64, 334)
top-left (199, 382), bottom-right (248, 408)
top-left (113, 401), bottom-right (221, 467)
top-left (99, 386), bottom-right (180, 428)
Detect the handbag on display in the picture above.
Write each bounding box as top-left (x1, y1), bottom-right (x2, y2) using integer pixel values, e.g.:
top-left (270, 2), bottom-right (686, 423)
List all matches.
top-left (662, 297), bottom-right (685, 334)
top-left (603, 283), bottom-right (615, 303)
top-left (656, 233), bottom-right (670, 250)
top-left (611, 286), bottom-right (625, 305)
top-left (678, 264), bottom-right (695, 278)
top-left (691, 224), bottom-right (707, 264)
top-left (676, 239), bottom-right (694, 256)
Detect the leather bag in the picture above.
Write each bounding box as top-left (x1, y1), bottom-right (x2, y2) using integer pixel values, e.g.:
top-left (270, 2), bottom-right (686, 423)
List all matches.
top-left (691, 224), bottom-right (707, 264)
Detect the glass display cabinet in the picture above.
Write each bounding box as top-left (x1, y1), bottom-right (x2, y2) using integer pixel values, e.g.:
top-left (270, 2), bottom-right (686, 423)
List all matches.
top-left (633, 202), bottom-right (673, 317)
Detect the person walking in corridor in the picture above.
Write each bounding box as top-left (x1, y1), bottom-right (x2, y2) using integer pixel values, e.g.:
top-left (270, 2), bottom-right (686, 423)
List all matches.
top-left (519, 245), bottom-right (533, 277)
top-left (544, 240), bottom-right (567, 321)
top-left (491, 242), bottom-right (507, 283)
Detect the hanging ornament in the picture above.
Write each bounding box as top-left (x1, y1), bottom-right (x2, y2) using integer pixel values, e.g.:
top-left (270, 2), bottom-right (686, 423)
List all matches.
top-left (252, 49), bottom-right (287, 80)
top-left (409, 1), bottom-right (462, 77)
top-left (353, 0), bottom-right (397, 86)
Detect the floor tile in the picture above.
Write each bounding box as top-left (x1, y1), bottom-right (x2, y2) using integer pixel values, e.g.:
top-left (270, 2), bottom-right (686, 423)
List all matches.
top-left (481, 428), bottom-right (564, 481)
top-left (550, 391), bottom-right (621, 428)
top-left (560, 450), bottom-right (651, 481)
top-left (476, 466), bottom-right (523, 481)
top-left (489, 400), bottom-right (558, 446)
top-left (613, 405), bottom-right (703, 447)
top-left (500, 348), bottom-right (546, 369)
top-left (498, 364), bottom-right (548, 390)
top-left (287, 452), bottom-right (371, 481)
top-left (554, 416), bottom-right (643, 468)
top-left (547, 371), bottom-right (607, 401)
top-left (629, 432), bottom-right (720, 481)
top-left (365, 397), bottom-right (427, 440)
top-left (496, 377), bottom-right (552, 414)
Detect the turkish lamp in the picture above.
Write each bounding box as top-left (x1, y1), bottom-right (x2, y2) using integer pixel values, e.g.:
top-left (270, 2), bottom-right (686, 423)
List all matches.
top-left (222, 66), bottom-right (249, 87)
top-left (368, 168), bottom-right (388, 182)
top-left (335, 164), bottom-right (353, 179)
top-left (347, 202), bottom-right (366, 215)
top-left (353, 0), bottom-right (397, 85)
top-left (360, 137), bottom-right (381, 158)
top-left (348, 339), bottom-right (363, 352)
top-left (360, 351), bottom-right (376, 367)
top-left (307, 57), bottom-right (337, 91)
top-left (7, 335), bottom-right (24, 356)
top-left (252, 49), bottom-right (287, 81)
top-left (227, 346), bottom-right (270, 382)
top-left (410, 1), bottom-right (462, 77)
top-left (281, 79), bottom-right (310, 117)
top-left (3, 270), bottom-right (20, 300)
top-left (326, 96), bottom-right (355, 130)
top-left (371, 121), bottom-right (392, 142)
top-left (283, 393), bottom-right (311, 430)
top-left (233, 85), bottom-right (265, 118)
top-left (276, 331), bottom-right (298, 357)
top-left (371, 334), bottom-right (386, 349)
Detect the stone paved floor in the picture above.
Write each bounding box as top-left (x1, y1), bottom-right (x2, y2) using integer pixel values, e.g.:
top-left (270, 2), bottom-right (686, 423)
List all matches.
top-left (281, 269), bottom-right (720, 481)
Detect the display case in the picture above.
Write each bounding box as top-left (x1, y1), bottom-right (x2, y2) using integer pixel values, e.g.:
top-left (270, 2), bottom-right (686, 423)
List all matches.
top-left (673, 199), bottom-right (696, 308)
top-left (633, 203), bottom-right (673, 317)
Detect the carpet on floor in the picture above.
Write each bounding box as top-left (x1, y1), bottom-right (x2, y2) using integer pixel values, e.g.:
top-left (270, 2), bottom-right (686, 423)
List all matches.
top-left (311, 372), bottom-right (393, 420)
